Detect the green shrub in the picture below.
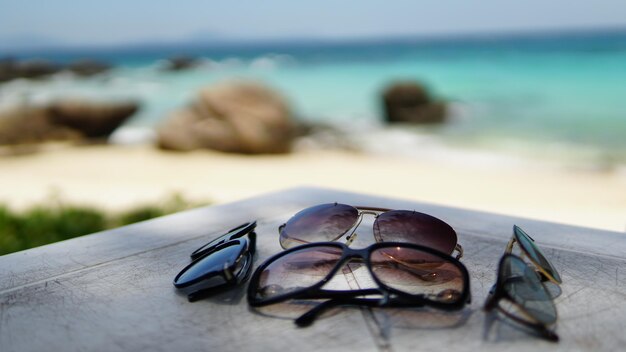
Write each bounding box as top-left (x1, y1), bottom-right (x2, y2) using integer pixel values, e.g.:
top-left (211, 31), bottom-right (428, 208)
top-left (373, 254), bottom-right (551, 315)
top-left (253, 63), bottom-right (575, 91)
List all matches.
top-left (0, 194), bottom-right (207, 256)
top-left (116, 206), bottom-right (167, 226)
top-left (0, 206), bottom-right (21, 255)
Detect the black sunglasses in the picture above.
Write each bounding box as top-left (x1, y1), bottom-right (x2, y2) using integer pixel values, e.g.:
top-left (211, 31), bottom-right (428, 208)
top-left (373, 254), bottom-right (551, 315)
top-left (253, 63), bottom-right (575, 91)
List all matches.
top-left (279, 203), bottom-right (463, 258)
top-left (484, 254), bottom-right (559, 342)
top-left (173, 221), bottom-right (256, 301)
top-left (248, 241), bottom-right (471, 327)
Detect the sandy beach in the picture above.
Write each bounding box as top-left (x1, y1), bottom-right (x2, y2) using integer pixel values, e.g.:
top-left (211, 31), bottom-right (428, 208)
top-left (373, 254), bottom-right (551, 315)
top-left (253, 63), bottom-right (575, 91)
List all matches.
top-left (1, 143), bottom-right (624, 233)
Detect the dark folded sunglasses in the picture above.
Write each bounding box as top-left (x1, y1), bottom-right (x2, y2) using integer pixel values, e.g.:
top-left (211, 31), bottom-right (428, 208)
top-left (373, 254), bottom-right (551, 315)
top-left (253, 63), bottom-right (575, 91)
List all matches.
top-left (248, 241), bottom-right (471, 327)
top-left (484, 226), bottom-right (562, 342)
top-left (173, 221), bottom-right (256, 301)
top-left (279, 203), bottom-right (463, 259)
top-left (484, 254), bottom-right (559, 342)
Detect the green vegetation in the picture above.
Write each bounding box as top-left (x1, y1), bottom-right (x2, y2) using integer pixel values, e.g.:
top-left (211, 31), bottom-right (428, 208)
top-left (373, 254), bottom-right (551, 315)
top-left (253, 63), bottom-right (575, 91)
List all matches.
top-left (0, 194), bottom-right (207, 256)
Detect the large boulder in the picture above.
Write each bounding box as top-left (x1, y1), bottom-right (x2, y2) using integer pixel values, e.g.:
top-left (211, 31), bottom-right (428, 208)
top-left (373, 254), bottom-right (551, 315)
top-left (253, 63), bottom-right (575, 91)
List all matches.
top-left (0, 100), bottom-right (138, 146)
top-left (49, 100), bottom-right (139, 139)
top-left (158, 81), bottom-right (296, 154)
top-left (382, 81), bottom-right (447, 124)
top-left (0, 107), bottom-right (80, 145)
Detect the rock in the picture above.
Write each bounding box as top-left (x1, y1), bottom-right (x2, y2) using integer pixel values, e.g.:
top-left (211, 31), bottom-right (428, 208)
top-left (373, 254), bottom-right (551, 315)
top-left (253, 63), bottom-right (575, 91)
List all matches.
top-left (0, 57), bottom-right (17, 82)
top-left (15, 59), bottom-right (61, 80)
top-left (0, 100), bottom-right (138, 146)
top-left (48, 100), bottom-right (139, 138)
top-left (0, 58), bottom-right (111, 82)
top-left (162, 56), bottom-right (199, 71)
top-left (66, 59), bottom-right (111, 76)
top-left (0, 107), bottom-right (81, 145)
top-left (382, 81), bottom-right (447, 124)
top-left (158, 81), bottom-right (296, 153)
top-left (0, 58), bottom-right (61, 82)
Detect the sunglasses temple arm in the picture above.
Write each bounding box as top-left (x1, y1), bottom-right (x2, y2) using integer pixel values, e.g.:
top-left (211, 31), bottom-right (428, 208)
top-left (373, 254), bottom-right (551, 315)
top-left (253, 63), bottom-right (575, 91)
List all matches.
top-left (294, 299), bottom-right (338, 327)
top-left (454, 244), bottom-right (464, 260)
top-left (483, 284), bottom-right (499, 311)
top-left (293, 288), bottom-right (383, 327)
top-left (505, 237), bottom-right (515, 254)
top-left (294, 296), bottom-right (385, 327)
top-left (248, 232), bottom-right (257, 256)
top-left (539, 327), bottom-right (560, 342)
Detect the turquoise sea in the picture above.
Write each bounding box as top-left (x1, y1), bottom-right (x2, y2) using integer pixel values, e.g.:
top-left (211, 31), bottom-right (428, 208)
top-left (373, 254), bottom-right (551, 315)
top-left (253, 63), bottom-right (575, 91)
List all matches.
top-left (2, 30), bottom-right (626, 165)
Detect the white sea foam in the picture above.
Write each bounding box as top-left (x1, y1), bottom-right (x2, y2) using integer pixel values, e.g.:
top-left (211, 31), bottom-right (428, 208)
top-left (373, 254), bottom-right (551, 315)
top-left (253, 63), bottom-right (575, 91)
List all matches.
top-left (109, 126), bottom-right (156, 145)
top-left (250, 54), bottom-right (295, 70)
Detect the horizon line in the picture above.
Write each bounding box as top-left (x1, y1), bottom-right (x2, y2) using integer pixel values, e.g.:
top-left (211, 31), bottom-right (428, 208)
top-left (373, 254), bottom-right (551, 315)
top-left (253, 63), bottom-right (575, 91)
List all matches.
top-left (3, 24), bottom-right (626, 56)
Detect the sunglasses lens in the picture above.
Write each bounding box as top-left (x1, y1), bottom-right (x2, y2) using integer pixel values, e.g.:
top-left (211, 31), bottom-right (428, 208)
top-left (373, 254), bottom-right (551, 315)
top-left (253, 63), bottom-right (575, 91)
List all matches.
top-left (514, 226), bottom-right (562, 283)
top-left (174, 241), bottom-right (244, 287)
top-left (374, 211), bottom-right (457, 254)
top-left (252, 245), bottom-right (343, 300)
top-left (370, 246), bottom-right (465, 303)
top-left (500, 255), bottom-right (557, 325)
top-left (280, 203), bottom-right (359, 249)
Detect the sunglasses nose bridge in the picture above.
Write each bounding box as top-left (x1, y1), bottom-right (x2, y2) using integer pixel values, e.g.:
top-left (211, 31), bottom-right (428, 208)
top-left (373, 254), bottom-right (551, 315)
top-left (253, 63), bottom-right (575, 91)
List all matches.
top-left (342, 247), bottom-right (369, 260)
top-left (359, 210), bottom-right (380, 218)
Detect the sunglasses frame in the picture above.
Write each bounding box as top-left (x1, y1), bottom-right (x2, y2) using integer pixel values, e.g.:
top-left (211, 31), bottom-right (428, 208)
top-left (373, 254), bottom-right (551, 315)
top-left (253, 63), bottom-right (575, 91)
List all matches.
top-left (279, 203), bottom-right (463, 259)
top-left (190, 221), bottom-right (257, 261)
top-left (484, 253), bottom-right (559, 342)
top-left (174, 221), bottom-right (257, 301)
top-left (248, 241), bottom-right (471, 327)
top-left (505, 225), bottom-right (562, 284)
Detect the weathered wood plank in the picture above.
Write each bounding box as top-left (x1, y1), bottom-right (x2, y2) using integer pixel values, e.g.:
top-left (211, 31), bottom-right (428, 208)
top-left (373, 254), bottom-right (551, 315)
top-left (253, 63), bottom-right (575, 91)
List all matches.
top-left (1, 187), bottom-right (624, 351)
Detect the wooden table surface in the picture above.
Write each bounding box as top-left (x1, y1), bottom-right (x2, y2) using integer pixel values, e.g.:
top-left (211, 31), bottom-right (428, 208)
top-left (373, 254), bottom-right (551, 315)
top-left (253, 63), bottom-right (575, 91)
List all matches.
top-left (1, 187), bottom-right (624, 351)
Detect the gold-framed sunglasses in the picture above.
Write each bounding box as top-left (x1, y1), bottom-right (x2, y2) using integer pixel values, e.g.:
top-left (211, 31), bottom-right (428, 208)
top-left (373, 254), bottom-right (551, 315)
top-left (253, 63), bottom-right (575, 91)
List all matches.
top-left (484, 225), bottom-right (563, 342)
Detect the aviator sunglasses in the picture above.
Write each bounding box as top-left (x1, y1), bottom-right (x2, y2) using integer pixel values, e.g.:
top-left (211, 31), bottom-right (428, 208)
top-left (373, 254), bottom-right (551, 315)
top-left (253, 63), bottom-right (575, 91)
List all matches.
top-left (279, 203), bottom-right (463, 258)
top-left (248, 241), bottom-right (471, 327)
top-left (484, 226), bottom-right (562, 341)
top-left (173, 221), bottom-right (256, 301)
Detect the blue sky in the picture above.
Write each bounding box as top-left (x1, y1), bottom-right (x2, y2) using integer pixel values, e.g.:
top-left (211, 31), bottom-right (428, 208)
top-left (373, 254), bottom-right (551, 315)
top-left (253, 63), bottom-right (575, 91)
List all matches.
top-left (2, 0), bottom-right (626, 47)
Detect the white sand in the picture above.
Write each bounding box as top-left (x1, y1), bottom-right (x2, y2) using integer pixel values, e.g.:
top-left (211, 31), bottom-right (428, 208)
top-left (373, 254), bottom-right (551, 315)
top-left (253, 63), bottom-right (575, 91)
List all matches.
top-left (1, 144), bottom-right (624, 232)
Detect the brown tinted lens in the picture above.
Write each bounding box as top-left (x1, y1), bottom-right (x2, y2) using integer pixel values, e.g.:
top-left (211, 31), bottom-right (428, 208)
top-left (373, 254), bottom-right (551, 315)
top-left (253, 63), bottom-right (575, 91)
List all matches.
top-left (373, 210), bottom-right (457, 254)
top-left (280, 203), bottom-right (359, 249)
top-left (370, 246), bottom-right (465, 303)
top-left (254, 245), bottom-right (343, 300)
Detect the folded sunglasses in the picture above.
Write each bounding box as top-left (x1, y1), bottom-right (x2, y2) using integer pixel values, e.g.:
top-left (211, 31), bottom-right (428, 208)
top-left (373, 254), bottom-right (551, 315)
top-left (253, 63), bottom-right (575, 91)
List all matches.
top-left (484, 226), bottom-right (562, 341)
top-left (173, 221), bottom-right (256, 301)
top-left (279, 203), bottom-right (463, 258)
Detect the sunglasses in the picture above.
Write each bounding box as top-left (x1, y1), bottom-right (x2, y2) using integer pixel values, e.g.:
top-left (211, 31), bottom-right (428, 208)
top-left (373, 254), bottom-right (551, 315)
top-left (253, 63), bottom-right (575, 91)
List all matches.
top-left (506, 225), bottom-right (562, 284)
top-left (173, 221), bottom-right (256, 301)
top-left (279, 203), bottom-right (463, 259)
top-left (484, 254), bottom-right (559, 342)
top-left (484, 226), bottom-right (561, 342)
top-left (247, 241), bottom-right (471, 327)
